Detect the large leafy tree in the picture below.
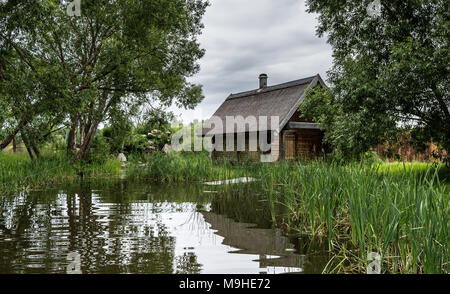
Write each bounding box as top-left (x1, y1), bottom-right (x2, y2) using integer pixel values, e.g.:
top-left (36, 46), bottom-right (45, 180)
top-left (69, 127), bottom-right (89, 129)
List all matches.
top-left (0, 1), bottom-right (69, 153)
top-left (302, 0), bottom-right (449, 160)
top-left (1, 0), bottom-right (207, 159)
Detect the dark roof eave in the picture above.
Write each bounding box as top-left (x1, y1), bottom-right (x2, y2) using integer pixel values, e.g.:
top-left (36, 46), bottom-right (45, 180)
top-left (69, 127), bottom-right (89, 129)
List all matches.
top-left (284, 122), bottom-right (322, 130)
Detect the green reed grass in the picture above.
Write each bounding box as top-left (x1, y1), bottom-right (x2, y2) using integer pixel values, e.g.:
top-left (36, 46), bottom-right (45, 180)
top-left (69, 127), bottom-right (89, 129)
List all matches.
top-left (127, 152), bottom-right (448, 274)
top-left (127, 152), bottom-right (251, 182)
top-left (255, 161), bottom-right (448, 274)
top-left (0, 151), bottom-right (122, 195)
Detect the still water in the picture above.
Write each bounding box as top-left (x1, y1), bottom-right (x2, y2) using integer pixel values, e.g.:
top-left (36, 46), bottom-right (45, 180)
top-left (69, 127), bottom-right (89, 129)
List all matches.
top-left (0, 180), bottom-right (328, 274)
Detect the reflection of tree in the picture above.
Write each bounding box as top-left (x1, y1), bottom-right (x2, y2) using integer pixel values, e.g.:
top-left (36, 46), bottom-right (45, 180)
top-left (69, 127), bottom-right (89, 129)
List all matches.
top-left (63, 183), bottom-right (178, 274)
top-left (0, 180), bottom-right (183, 273)
top-left (0, 192), bottom-right (41, 273)
top-left (210, 187), bottom-right (275, 228)
top-left (0, 180), bottom-right (210, 274)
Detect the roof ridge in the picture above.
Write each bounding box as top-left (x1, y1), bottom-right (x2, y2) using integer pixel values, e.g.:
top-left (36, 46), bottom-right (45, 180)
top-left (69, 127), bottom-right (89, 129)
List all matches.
top-left (226, 75), bottom-right (317, 101)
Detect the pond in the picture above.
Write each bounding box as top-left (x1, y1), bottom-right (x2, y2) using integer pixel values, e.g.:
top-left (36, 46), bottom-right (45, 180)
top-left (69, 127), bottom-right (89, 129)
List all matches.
top-left (0, 180), bottom-right (329, 274)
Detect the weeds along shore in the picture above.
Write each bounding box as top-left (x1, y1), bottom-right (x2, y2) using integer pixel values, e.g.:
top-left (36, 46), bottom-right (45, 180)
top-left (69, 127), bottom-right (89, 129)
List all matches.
top-left (128, 152), bottom-right (449, 274)
top-left (0, 152), bottom-right (122, 195)
top-left (1, 151), bottom-right (448, 273)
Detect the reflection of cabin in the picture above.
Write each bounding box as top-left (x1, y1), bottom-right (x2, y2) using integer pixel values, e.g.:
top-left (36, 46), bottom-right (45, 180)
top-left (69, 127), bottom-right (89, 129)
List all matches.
top-left (201, 211), bottom-right (305, 271)
top-left (203, 74), bottom-right (327, 162)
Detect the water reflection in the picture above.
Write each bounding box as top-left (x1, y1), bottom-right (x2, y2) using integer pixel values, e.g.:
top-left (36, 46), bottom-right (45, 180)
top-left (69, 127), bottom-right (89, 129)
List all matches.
top-left (0, 180), bottom-right (327, 274)
top-left (202, 211), bottom-right (305, 274)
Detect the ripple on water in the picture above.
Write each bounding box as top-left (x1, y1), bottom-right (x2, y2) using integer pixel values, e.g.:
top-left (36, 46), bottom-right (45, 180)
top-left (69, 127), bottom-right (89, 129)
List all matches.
top-left (0, 182), bottom-right (327, 274)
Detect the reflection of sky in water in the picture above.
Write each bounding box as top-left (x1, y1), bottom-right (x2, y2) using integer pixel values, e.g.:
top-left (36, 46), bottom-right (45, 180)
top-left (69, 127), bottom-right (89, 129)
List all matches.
top-left (0, 185), bottom-right (312, 274)
top-left (165, 210), bottom-right (304, 274)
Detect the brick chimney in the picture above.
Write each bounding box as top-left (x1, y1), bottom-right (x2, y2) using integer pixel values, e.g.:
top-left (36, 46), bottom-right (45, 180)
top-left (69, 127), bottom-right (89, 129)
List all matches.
top-left (259, 74), bottom-right (268, 89)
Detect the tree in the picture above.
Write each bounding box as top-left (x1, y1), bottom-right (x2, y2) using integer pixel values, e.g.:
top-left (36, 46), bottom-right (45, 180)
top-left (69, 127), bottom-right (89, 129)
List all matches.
top-left (0, 1), bottom-right (80, 153)
top-left (303, 0), bottom-right (449, 160)
top-left (1, 1), bottom-right (83, 154)
top-left (137, 107), bottom-right (176, 132)
top-left (1, 0), bottom-right (208, 160)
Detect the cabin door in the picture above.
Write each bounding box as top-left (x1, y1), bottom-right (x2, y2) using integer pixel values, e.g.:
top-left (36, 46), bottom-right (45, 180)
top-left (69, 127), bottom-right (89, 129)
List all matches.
top-left (285, 133), bottom-right (296, 160)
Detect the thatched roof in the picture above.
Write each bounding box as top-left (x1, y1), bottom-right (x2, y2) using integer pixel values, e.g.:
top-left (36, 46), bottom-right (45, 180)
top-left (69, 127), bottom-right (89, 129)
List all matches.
top-left (203, 74), bottom-right (326, 135)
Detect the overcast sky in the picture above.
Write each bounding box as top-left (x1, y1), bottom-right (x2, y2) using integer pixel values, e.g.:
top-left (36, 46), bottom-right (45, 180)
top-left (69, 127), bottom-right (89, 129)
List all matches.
top-left (170, 0), bottom-right (333, 123)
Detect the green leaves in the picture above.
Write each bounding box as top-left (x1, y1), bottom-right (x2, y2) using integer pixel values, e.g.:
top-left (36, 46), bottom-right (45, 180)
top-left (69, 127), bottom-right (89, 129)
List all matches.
top-left (1, 0), bottom-right (209, 158)
top-left (305, 0), bottom-right (449, 159)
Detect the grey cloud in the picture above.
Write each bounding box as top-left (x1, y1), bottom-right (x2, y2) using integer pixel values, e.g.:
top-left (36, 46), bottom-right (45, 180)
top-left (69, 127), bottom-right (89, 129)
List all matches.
top-left (171, 0), bottom-right (333, 122)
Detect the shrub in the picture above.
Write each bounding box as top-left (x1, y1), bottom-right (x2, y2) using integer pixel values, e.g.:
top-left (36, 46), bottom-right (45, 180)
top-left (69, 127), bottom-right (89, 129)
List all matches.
top-left (86, 134), bottom-right (111, 164)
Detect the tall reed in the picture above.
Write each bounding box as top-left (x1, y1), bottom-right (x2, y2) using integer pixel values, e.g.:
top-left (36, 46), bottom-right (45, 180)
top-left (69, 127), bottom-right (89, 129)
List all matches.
top-left (127, 152), bottom-right (448, 273)
top-left (127, 152), bottom-right (251, 182)
top-left (0, 152), bottom-right (122, 195)
top-left (256, 161), bottom-right (448, 274)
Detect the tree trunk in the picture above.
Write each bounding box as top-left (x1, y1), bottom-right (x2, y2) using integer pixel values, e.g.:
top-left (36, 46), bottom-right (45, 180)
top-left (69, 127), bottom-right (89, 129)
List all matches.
top-left (0, 118), bottom-right (27, 150)
top-left (77, 120), bottom-right (100, 160)
top-left (12, 136), bottom-right (17, 153)
top-left (74, 93), bottom-right (110, 161)
top-left (21, 131), bottom-right (35, 161)
top-left (67, 114), bottom-right (80, 153)
top-left (30, 138), bottom-right (41, 158)
top-left (79, 115), bottom-right (87, 146)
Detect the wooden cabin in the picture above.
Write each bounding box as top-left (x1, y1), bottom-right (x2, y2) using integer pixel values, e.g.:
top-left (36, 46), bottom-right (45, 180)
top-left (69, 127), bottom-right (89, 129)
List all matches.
top-left (203, 74), bottom-right (327, 162)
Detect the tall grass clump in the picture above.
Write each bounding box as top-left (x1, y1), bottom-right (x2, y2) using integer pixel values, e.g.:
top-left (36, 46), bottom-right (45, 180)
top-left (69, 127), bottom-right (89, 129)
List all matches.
top-left (0, 152), bottom-right (74, 194)
top-left (0, 152), bottom-right (122, 195)
top-left (255, 161), bottom-right (448, 274)
top-left (126, 152), bottom-right (448, 273)
top-left (127, 152), bottom-right (253, 182)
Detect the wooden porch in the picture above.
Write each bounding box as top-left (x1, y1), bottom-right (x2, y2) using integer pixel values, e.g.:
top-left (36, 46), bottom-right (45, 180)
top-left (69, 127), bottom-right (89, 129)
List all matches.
top-left (281, 122), bottom-right (324, 160)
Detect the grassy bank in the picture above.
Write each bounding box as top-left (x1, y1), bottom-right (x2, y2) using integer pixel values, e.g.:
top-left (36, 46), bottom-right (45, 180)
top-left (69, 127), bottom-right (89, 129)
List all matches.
top-left (127, 152), bottom-right (254, 182)
top-left (1, 150), bottom-right (448, 273)
top-left (255, 162), bottom-right (448, 274)
top-left (129, 152), bottom-right (449, 274)
top-left (0, 152), bottom-right (122, 195)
